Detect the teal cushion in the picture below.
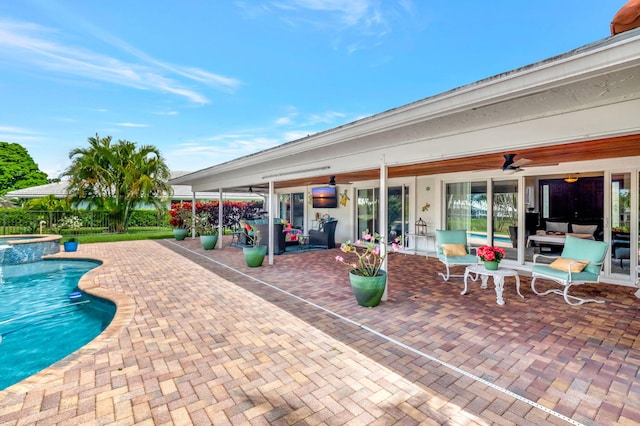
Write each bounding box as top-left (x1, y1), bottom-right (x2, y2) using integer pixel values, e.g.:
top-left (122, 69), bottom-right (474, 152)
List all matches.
top-left (561, 236), bottom-right (608, 275)
top-left (532, 265), bottom-right (599, 283)
top-left (438, 254), bottom-right (478, 264)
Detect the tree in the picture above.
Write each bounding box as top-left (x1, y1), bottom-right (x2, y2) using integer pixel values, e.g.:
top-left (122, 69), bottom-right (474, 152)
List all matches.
top-left (63, 134), bottom-right (172, 233)
top-left (0, 142), bottom-right (49, 195)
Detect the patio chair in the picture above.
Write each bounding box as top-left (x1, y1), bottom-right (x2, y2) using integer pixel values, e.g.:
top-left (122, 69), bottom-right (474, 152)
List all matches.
top-left (530, 235), bottom-right (609, 305)
top-left (435, 230), bottom-right (479, 281)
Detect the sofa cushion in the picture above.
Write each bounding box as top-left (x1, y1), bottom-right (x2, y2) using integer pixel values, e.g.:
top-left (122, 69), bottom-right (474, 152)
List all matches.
top-left (571, 224), bottom-right (597, 235)
top-left (546, 221), bottom-right (568, 233)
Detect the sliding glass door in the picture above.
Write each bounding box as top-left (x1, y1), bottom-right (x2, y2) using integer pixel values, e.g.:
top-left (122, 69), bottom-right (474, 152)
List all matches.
top-left (445, 181), bottom-right (488, 250)
top-left (279, 192), bottom-right (304, 229)
top-left (356, 186), bottom-right (409, 240)
top-left (610, 173), bottom-right (631, 277)
top-left (493, 180), bottom-right (518, 260)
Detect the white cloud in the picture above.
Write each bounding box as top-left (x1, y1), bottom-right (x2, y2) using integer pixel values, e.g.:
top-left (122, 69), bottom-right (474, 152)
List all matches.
top-left (0, 125), bottom-right (39, 143)
top-left (275, 116), bottom-right (292, 125)
top-left (114, 123), bottom-right (149, 128)
top-left (238, 1), bottom-right (397, 52)
top-left (0, 19), bottom-right (242, 105)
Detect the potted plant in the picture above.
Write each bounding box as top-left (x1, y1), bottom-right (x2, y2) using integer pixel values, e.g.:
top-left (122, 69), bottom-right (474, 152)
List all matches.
top-left (477, 245), bottom-right (506, 270)
top-left (169, 203), bottom-right (192, 241)
top-left (335, 231), bottom-right (402, 307)
top-left (64, 236), bottom-right (79, 252)
top-left (56, 215), bottom-right (83, 252)
top-left (242, 229), bottom-right (266, 267)
top-left (195, 212), bottom-right (218, 250)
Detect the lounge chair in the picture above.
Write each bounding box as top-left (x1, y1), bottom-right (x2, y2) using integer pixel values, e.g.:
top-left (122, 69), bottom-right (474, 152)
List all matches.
top-left (435, 230), bottom-right (479, 281)
top-left (530, 235), bottom-right (609, 305)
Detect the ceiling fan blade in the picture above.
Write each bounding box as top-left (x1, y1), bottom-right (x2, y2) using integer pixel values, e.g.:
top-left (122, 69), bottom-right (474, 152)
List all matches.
top-left (511, 157), bottom-right (532, 168)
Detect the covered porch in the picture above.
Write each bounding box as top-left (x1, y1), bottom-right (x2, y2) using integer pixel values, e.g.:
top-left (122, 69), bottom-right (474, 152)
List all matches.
top-left (171, 29), bottom-right (640, 288)
top-left (164, 236), bottom-right (640, 424)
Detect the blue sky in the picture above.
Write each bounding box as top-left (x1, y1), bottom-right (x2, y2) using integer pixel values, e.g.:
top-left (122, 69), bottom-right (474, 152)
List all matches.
top-left (0, 1), bottom-right (624, 178)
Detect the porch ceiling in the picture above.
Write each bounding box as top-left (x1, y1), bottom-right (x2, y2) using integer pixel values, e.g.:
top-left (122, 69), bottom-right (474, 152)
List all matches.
top-left (271, 134), bottom-right (640, 189)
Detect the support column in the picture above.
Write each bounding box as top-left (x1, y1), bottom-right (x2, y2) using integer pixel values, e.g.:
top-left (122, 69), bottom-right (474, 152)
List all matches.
top-left (268, 180), bottom-right (274, 265)
top-left (218, 188), bottom-right (224, 249)
top-left (379, 157), bottom-right (389, 301)
top-left (191, 192), bottom-right (196, 238)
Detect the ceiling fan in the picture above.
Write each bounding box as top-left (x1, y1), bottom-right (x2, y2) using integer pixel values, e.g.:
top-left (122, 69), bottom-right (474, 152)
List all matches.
top-left (501, 154), bottom-right (532, 172)
top-left (501, 153), bottom-right (559, 173)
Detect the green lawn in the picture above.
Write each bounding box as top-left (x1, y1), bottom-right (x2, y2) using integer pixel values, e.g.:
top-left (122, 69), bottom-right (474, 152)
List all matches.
top-left (63, 230), bottom-right (174, 244)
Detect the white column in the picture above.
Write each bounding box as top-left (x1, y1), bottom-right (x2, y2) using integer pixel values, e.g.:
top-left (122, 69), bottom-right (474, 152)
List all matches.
top-left (218, 188), bottom-right (224, 249)
top-left (379, 158), bottom-right (389, 301)
top-left (268, 180), bottom-right (274, 265)
top-left (191, 191), bottom-right (196, 238)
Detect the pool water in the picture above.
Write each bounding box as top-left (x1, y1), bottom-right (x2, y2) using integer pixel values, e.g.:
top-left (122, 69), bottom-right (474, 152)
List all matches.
top-left (0, 259), bottom-right (115, 390)
top-left (468, 232), bottom-right (512, 244)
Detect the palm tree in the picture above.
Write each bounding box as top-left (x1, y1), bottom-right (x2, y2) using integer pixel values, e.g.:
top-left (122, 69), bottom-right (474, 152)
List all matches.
top-left (63, 134), bottom-right (172, 232)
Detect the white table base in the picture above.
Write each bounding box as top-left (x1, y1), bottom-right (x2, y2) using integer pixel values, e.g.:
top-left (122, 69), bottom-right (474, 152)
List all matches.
top-left (463, 264), bottom-right (524, 305)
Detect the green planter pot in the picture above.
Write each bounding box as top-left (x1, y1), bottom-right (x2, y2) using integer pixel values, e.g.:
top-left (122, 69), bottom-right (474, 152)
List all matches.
top-left (200, 234), bottom-right (218, 250)
top-left (243, 246), bottom-right (267, 267)
top-left (483, 260), bottom-right (500, 270)
top-left (173, 228), bottom-right (188, 241)
top-left (349, 270), bottom-right (387, 307)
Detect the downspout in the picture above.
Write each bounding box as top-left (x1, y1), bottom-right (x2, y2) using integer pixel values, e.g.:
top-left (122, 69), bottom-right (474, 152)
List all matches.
top-left (380, 157), bottom-right (388, 301)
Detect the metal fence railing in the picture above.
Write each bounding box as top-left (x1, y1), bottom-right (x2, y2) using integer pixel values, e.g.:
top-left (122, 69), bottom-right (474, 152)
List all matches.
top-left (0, 210), bottom-right (170, 236)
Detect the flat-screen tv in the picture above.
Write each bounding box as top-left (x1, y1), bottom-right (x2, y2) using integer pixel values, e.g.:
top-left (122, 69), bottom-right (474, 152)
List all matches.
top-left (312, 186), bottom-right (337, 208)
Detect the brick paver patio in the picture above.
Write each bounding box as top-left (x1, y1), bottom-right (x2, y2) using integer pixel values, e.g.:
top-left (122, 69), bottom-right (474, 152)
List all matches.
top-left (0, 236), bottom-right (638, 425)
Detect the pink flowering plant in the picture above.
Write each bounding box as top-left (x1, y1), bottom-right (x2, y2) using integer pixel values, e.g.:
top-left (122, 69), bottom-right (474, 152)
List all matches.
top-left (335, 230), bottom-right (402, 277)
top-left (477, 246), bottom-right (506, 262)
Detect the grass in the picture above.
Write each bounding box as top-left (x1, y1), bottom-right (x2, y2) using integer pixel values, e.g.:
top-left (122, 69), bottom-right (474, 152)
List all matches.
top-left (62, 230), bottom-right (174, 244)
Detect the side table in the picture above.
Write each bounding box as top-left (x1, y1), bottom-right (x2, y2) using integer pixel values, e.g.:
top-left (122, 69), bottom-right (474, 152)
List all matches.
top-left (229, 231), bottom-right (242, 246)
top-left (463, 264), bottom-right (524, 305)
top-left (298, 235), bottom-right (310, 250)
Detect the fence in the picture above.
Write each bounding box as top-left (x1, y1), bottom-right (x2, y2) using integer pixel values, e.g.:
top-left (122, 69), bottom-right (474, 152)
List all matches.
top-left (0, 210), bottom-right (170, 236)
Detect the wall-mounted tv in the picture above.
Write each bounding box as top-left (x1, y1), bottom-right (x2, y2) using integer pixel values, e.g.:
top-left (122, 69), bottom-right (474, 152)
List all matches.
top-left (312, 186), bottom-right (338, 208)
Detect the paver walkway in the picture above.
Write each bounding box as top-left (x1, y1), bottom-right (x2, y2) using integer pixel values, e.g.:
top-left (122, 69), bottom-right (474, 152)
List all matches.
top-left (0, 237), bottom-right (638, 425)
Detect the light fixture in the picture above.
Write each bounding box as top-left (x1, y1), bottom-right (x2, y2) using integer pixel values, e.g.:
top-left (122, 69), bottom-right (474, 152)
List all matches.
top-left (564, 175), bottom-right (578, 183)
top-left (328, 176), bottom-right (336, 186)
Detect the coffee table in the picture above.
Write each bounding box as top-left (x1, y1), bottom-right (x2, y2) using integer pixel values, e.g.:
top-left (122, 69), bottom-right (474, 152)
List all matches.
top-left (463, 264), bottom-right (524, 305)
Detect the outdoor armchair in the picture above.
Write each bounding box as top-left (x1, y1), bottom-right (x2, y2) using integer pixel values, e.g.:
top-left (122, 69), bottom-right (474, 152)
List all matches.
top-left (531, 235), bottom-right (609, 305)
top-left (435, 230), bottom-right (479, 281)
top-left (309, 220), bottom-right (338, 249)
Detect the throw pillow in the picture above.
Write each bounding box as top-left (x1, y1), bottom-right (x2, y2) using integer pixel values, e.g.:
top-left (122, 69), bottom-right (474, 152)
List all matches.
top-left (549, 257), bottom-right (589, 273)
top-left (571, 224), bottom-right (597, 235)
top-left (546, 221), bottom-right (569, 233)
top-left (441, 243), bottom-right (467, 256)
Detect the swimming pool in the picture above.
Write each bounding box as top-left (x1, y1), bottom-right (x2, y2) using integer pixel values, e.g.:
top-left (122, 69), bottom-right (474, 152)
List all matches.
top-left (468, 232), bottom-right (512, 244)
top-left (0, 259), bottom-right (115, 390)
